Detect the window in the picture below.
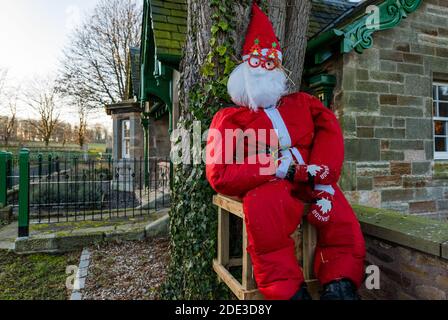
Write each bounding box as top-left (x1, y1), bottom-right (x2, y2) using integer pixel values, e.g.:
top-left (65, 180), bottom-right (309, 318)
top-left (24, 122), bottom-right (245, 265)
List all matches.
top-left (433, 83), bottom-right (448, 159)
top-left (308, 74), bottom-right (336, 109)
top-left (122, 120), bottom-right (131, 159)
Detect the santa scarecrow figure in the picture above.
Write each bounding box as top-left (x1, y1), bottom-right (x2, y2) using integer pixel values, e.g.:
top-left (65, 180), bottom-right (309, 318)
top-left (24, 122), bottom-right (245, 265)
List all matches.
top-left (206, 3), bottom-right (366, 300)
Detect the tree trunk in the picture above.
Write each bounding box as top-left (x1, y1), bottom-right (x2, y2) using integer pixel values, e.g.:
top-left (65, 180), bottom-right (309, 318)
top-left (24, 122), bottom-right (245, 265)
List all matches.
top-left (165, 0), bottom-right (311, 300)
top-left (180, 0), bottom-right (310, 114)
top-left (268, 0), bottom-right (311, 91)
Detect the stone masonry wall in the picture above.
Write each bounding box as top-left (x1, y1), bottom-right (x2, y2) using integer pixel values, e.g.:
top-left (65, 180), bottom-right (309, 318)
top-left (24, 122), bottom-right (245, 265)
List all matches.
top-left (358, 235), bottom-right (448, 300)
top-left (148, 113), bottom-right (171, 158)
top-left (335, 0), bottom-right (448, 220)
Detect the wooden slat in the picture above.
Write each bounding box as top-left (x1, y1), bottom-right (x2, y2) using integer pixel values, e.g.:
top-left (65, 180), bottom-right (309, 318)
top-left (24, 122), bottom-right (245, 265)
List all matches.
top-left (213, 260), bottom-right (263, 300)
top-left (302, 220), bottom-right (318, 280)
top-left (213, 195), bottom-right (244, 218)
top-left (242, 289), bottom-right (264, 300)
top-left (218, 208), bottom-right (230, 267)
top-left (227, 258), bottom-right (243, 268)
top-left (242, 222), bottom-right (256, 290)
top-left (306, 279), bottom-right (321, 300)
top-left (214, 194), bottom-right (319, 300)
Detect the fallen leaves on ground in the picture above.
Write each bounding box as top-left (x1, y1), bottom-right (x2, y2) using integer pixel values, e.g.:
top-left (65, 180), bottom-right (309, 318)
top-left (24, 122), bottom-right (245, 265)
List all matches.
top-left (83, 237), bottom-right (170, 300)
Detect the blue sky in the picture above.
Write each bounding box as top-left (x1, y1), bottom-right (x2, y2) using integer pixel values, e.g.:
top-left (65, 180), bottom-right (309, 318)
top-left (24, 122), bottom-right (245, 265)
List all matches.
top-left (0, 0), bottom-right (99, 83)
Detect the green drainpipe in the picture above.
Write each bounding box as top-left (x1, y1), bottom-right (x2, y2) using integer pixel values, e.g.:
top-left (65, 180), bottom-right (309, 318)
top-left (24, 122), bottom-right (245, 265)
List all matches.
top-left (141, 112), bottom-right (151, 189)
top-left (0, 151), bottom-right (7, 208)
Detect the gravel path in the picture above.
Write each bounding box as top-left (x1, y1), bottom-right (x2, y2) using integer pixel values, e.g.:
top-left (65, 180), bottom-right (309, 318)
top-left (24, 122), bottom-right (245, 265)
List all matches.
top-left (82, 238), bottom-right (170, 300)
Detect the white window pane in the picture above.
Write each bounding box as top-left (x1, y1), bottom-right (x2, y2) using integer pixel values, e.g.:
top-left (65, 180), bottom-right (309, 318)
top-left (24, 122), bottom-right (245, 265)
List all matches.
top-left (433, 85), bottom-right (438, 100)
top-left (122, 120), bottom-right (131, 159)
top-left (123, 121), bottom-right (131, 138)
top-left (439, 86), bottom-right (448, 101)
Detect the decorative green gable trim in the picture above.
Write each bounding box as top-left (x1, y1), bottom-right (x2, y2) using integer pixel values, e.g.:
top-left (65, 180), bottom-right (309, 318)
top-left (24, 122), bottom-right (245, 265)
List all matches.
top-left (307, 0), bottom-right (423, 65)
top-left (337, 0), bottom-right (423, 54)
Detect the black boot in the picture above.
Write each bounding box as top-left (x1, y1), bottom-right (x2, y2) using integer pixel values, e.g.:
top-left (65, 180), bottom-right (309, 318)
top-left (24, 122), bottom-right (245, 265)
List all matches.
top-left (320, 279), bottom-right (360, 301)
top-left (290, 283), bottom-right (313, 301)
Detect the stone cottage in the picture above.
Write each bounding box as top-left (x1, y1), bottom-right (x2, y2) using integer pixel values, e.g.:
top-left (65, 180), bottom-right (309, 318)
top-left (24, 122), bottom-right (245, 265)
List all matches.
top-left (304, 0), bottom-right (448, 220)
top-left (106, 0), bottom-right (185, 162)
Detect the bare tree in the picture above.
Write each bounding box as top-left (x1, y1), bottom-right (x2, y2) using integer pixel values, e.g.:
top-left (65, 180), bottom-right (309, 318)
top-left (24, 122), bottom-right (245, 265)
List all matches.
top-left (0, 70), bottom-right (19, 146)
top-left (58, 0), bottom-right (142, 107)
top-left (25, 79), bottom-right (60, 147)
top-left (75, 97), bottom-right (89, 149)
top-left (2, 99), bottom-right (17, 147)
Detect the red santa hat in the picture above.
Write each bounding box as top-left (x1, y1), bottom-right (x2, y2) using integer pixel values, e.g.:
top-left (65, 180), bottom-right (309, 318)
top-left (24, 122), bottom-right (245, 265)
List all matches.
top-left (242, 2), bottom-right (282, 62)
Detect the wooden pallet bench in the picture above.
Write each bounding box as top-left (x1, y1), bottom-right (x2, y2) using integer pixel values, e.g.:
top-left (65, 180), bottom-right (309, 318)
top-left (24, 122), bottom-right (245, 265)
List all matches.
top-left (213, 194), bottom-right (320, 300)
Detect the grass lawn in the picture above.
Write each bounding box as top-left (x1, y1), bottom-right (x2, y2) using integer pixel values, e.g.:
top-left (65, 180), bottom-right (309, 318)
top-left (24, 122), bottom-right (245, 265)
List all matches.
top-left (0, 142), bottom-right (107, 155)
top-left (0, 251), bottom-right (80, 300)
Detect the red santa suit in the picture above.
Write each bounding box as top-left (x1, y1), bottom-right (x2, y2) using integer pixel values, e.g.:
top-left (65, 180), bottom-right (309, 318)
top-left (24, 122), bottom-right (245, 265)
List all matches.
top-left (206, 3), bottom-right (365, 300)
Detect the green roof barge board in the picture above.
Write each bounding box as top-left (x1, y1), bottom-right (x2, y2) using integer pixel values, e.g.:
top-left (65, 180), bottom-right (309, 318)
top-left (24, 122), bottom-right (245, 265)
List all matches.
top-left (125, 47), bottom-right (141, 100)
top-left (308, 0), bottom-right (423, 62)
top-left (308, 0), bottom-right (359, 39)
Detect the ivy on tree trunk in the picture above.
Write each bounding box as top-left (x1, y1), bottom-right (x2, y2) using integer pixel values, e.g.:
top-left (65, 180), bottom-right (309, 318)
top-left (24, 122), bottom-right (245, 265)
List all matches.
top-left (161, 0), bottom-right (311, 300)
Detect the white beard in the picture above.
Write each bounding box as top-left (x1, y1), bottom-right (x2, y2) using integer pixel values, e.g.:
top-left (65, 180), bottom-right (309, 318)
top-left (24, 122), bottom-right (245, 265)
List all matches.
top-left (227, 62), bottom-right (288, 111)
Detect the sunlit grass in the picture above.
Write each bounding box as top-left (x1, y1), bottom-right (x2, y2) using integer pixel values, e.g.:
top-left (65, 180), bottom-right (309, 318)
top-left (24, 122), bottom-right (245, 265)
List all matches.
top-left (0, 251), bottom-right (79, 300)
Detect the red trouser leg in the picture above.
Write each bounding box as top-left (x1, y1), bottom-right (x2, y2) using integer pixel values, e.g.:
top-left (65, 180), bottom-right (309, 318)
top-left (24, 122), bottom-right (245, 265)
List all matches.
top-left (243, 180), bottom-right (305, 300)
top-left (313, 186), bottom-right (366, 288)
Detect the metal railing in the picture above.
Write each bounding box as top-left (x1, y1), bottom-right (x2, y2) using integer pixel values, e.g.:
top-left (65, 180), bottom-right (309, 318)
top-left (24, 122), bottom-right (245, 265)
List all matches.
top-left (1, 150), bottom-right (171, 236)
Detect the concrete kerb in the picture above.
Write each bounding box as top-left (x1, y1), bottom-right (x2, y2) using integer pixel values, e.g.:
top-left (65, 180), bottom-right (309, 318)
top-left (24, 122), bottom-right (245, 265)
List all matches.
top-left (14, 213), bottom-right (170, 254)
top-left (145, 214), bottom-right (170, 239)
top-left (70, 248), bottom-right (91, 300)
top-left (0, 206), bottom-right (12, 222)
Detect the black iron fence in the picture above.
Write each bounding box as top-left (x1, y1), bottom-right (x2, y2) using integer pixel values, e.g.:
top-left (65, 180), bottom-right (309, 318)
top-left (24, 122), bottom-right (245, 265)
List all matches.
top-left (6, 153), bottom-right (171, 224)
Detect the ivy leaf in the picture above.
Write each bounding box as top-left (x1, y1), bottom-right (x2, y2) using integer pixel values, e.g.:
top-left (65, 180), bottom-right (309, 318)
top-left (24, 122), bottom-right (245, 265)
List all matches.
top-left (218, 21), bottom-right (229, 31)
top-left (224, 57), bottom-right (236, 75)
top-left (211, 25), bottom-right (219, 35)
top-left (216, 45), bottom-right (227, 56)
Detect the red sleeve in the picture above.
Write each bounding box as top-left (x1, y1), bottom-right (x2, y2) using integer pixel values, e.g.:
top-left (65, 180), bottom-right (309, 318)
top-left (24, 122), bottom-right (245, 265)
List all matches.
top-left (307, 94), bottom-right (344, 184)
top-left (206, 108), bottom-right (276, 197)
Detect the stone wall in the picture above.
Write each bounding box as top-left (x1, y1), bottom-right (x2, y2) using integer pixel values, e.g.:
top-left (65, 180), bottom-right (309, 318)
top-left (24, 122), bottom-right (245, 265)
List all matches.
top-left (112, 112), bottom-right (144, 160)
top-left (148, 113), bottom-right (171, 158)
top-left (359, 235), bottom-right (448, 300)
top-left (335, 0), bottom-right (448, 220)
top-left (355, 205), bottom-right (448, 300)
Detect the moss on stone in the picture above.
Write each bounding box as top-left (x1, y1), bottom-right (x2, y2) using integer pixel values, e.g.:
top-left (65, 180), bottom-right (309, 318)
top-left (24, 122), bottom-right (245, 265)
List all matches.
top-left (434, 162), bottom-right (448, 179)
top-left (353, 204), bottom-right (448, 257)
